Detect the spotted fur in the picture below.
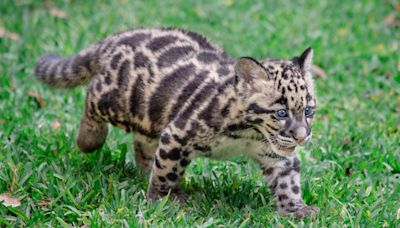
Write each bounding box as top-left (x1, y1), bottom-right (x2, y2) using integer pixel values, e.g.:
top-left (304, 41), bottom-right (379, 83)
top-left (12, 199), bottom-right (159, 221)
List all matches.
top-left (35, 28), bottom-right (318, 218)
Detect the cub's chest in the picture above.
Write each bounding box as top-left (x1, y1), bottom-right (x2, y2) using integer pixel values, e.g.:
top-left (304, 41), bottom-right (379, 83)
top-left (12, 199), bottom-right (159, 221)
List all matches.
top-left (192, 129), bottom-right (268, 160)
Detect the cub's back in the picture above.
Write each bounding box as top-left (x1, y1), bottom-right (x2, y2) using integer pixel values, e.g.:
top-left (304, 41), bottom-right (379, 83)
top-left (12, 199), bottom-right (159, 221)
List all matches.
top-left (86, 28), bottom-right (235, 136)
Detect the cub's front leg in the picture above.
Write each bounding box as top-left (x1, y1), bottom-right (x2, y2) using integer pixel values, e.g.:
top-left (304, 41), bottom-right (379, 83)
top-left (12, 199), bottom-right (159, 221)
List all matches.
top-left (261, 157), bottom-right (319, 219)
top-left (147, 129), bottom-right (192, 203)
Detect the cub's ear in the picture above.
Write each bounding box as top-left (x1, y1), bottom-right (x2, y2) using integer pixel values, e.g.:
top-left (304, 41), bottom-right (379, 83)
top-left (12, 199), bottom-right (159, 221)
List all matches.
top-left (292, 47), bottom-right (313, 72)
top-left (234, 57), bottom-right (269, 83)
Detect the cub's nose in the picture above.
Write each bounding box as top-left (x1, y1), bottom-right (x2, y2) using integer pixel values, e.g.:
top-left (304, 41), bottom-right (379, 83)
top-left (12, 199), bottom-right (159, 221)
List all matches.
top-left (292, 126), bottom-right (308, 143)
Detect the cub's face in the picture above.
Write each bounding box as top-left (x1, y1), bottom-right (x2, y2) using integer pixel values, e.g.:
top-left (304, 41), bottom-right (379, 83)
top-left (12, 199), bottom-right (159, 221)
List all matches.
top-left (235, 48), bottom-right (316, 156)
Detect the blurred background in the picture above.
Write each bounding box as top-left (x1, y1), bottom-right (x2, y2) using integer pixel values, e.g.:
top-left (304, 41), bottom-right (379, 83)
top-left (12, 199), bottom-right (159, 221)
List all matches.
top-left (0, 0), bottom-right (399, 226)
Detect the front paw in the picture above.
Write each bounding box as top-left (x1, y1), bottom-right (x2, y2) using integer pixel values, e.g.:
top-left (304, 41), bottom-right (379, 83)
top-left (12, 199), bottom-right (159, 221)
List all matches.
top-left (171, 190), bottom-right (189, 203)
top-left (292, 205), bottom-right (319, 219)
top-left (147, 187), bottom-right (189, 204)
top-left (279, 204), bottom-right (319, 219)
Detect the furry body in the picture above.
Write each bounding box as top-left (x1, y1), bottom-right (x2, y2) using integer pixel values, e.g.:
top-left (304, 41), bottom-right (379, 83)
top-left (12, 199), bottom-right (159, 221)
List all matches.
top-left (36, 28), bottom-right (318, 218)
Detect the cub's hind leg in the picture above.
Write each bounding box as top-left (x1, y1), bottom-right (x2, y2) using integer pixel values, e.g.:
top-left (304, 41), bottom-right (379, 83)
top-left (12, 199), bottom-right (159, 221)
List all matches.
top-left (77, 104), bottom-right (108, 153)
top-left (134, 134), bottom-right (158, 173)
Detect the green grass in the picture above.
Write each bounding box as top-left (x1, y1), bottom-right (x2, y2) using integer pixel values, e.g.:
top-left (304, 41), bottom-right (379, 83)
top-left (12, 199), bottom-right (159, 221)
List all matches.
top-left (1, 0), bottom-right (399, 226)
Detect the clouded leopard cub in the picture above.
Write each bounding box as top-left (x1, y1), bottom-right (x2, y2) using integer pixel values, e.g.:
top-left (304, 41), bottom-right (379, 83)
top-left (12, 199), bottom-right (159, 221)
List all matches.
top-left (35, 28), bottom-right (318, 218)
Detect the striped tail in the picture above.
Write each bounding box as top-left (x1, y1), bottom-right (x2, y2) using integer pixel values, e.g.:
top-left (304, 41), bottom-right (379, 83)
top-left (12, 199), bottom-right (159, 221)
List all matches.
top-left (35, 45), bottom-right (100, 88)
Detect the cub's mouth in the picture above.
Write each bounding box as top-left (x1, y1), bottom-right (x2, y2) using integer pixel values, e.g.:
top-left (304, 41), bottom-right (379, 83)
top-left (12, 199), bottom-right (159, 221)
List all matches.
top-left (275, 144), bottom-right (296, 153)
top-left (268, 139), bottom-right (297, 154)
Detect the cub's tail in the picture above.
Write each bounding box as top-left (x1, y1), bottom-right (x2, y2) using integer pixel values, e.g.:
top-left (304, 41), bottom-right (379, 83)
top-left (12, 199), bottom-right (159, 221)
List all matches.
top-left (35, 45), bottom-right (100, 88)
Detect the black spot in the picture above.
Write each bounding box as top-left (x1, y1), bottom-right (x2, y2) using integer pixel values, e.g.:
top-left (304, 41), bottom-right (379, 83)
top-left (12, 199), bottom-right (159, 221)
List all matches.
top-left (111, 53), bottom-right (122, 70)
top-left (168, 148), bottom-right (181, 160)
top-left (96, 81), bottom-right (102, 92)
top-left (266, 123), bottom-right (279, 132)
top-left (118, 33), bottom-right (150, 50)
top-left (282, 71), bottom-right (289, 80)
top-left (246, 118), bottom-right (263, 125)
top-left (193, 144), bottom-right (211, 152)
top-left (160, 134), bottom-right (170, 144)
top-left (104, 71), bottom-right (112, 85)
top-left (226, 123), bottom-right (251, 132)
top-left (155, 158), bottom-right (163, 169)
top-left (280, 183), bottom-right (288, 189)
top-left (157, 46), bottom-right (195, 68)
top-left (197, 52), bottom-right (218, 63)
top-left (285, 159), bottom-right (291, 166)
top-left (277, 80), bottom-right (282, 89)
top-left (221, 98), bottom-right (235, 117)
top-left (273, 96), bottom-right (288, 106)
top-left (172, 134), bottom-right (189, 146)
top-left (158, 176), bottom-right (166, 182)
top-left (293, 158), bottom-right (301, 172)
top-left (278, 194), bottom-right (288, 201)
top-left (130, 74), bottom-right (145, 120)
top-left (185, 31), bottom-right (215, 50)
top-left (180, 158), bottom-right (190, 167)
top-left (159, 149), bottom-right (168, 160)
top-left (117, 60), bottom-right (130, 87)
top-left (147, 35), bottom-right (178, 51)
top-left (247, 103), bottom-right (275, 114)
top-left (166, 172), bottom-right (178, 181)
top-left (134, 52), bottom-right (150, 69)
top-left (300, 85), bottom-right (305, 90)
top-left (279, 168), bottom-right (292, 177)
top-left (288, 202), bottom-right (295, 207)
top-left (263, 168), bottom-right (274, 176)
top-left (159, 148), bottom-right (181, 160)
top-left (292, 185), bottom-right (300, 194)
top-left (98, 89), bottom-right (121, 116)
top-left (217, 67), bottom-right (230, 76)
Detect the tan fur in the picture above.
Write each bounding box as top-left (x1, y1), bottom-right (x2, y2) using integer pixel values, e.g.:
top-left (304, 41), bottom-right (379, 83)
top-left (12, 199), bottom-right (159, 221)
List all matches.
top-left (35, 28), bottom-right (318, 218)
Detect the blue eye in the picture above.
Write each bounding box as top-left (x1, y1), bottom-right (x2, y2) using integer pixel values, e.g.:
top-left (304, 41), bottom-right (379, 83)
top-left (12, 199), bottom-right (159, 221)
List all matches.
top-left (276, 109), bottom-right (288, 118)
top-left (305, 106), bottom-right (314, 117)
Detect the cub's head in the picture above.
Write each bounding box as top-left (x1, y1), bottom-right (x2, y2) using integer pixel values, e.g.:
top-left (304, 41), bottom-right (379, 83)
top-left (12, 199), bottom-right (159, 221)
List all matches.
top-left (235, 48), bottom-right (316, 156)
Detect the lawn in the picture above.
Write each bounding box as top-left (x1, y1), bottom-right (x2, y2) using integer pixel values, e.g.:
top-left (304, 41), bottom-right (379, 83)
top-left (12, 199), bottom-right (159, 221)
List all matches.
top-left (0, 0), bottom-right (399, 226)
